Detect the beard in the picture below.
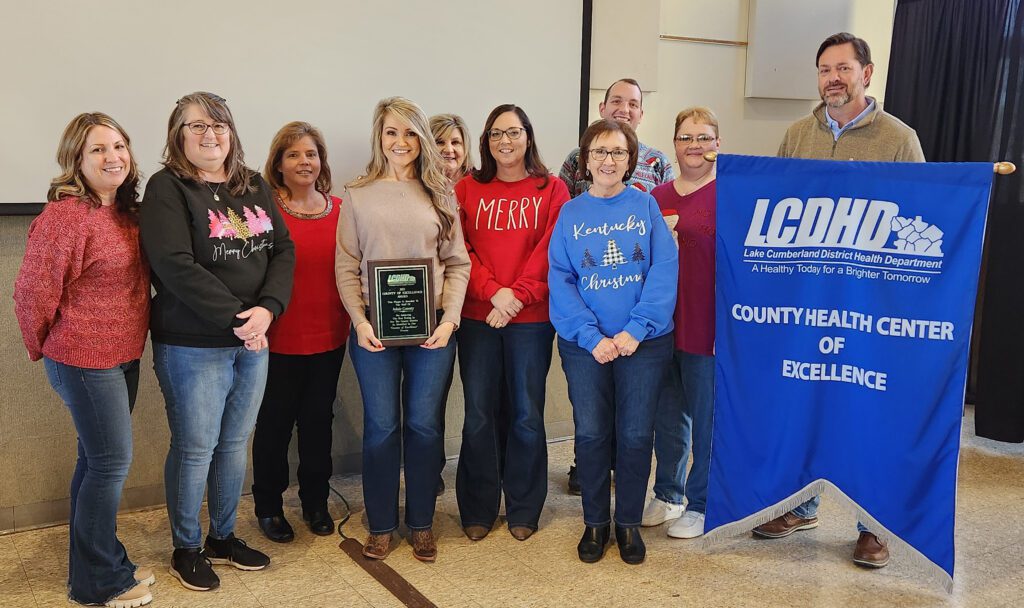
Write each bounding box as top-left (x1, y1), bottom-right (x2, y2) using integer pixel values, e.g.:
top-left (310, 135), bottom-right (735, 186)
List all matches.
top-left (821, 84), bottom-right (851, 108)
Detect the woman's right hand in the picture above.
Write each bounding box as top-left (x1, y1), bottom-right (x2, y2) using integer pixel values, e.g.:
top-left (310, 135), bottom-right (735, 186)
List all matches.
top-left (490, 287), bottom-right (523, 318)
top-left (356, 321), bottom-right (385, 352)
top-left (591, 337), bottom-right (619, 364)
top-left (486, 307), bottom-right (512, 328)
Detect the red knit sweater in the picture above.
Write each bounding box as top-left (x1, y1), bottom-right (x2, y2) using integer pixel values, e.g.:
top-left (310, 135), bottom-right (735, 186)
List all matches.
top-left (267, 195), bottom-right (350, 354)
top-left (455, 174), bottom-right (569, 323)
top-left (13, 197), bottom-right (150, 369)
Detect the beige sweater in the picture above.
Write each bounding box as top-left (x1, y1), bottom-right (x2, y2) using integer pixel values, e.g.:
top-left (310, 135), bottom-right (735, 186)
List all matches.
top-left (335, 179), bottom-right (470, 328)
top-left (778, 99), bottom-right (925, 162)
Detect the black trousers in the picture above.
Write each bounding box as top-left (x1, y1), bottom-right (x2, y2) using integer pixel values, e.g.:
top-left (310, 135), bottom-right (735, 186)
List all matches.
top-left (252, 347), bottom-right (345, 516)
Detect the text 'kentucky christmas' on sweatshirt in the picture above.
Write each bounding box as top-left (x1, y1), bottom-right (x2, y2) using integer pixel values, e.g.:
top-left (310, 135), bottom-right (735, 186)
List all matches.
top-left (548, 186), bottom-right (678, 353)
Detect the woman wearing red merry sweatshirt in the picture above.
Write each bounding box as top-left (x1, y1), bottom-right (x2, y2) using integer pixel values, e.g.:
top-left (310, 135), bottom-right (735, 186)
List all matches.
top-left (454, 104), bottom-right (570, 542)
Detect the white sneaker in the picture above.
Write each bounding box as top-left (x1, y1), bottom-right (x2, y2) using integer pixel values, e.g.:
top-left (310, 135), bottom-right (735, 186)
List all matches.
top-left (641, 498), bottom-right (684, 527)
top-left (667, 510), bottom-right (705, 539)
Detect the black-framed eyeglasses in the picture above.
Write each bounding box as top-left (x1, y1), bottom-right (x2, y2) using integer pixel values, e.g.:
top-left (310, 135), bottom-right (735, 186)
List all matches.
top-left (183, 121), bottom-right (230, 135)
top-left (589, 148), bottom-right (629, 162)
top-left (674, 134), bottom-right (717, 145)
top-left (488, 127), bottom-right (525, 141)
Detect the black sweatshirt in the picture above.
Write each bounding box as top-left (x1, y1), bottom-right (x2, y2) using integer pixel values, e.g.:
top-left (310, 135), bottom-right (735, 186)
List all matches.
top-left (140, 168), bottom-right (295, 347)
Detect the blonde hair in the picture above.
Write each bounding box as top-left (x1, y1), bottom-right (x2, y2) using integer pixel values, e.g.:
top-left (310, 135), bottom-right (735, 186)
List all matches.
top-left (674, 106), bottom-right (720, 138)
top-left (349, 97), bottom-right (456, 238)
top-left (429, 113), bottom-right (474, 180)
top-left (162, 92), bottom-right (256, 197)
top-left (264, 121), bottom-right (333, 197)
top-left (48, 112), bottom-right (140, 214)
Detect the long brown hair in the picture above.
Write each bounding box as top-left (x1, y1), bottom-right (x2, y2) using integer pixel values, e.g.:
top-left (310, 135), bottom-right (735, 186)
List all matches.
top-left (48, 112), bottom-right (140, 214)
top-left (348, 97), bottom-right (456, 238)
top-left (472, 104), bottom-right (549, 189)
top-left (162, 92), bottom-right (256, 196)
top-left (264, 121), bottom-right (333, 197)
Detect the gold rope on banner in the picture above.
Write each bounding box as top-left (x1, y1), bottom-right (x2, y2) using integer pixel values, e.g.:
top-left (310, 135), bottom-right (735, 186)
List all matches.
top-left (702, 151), bottom-right (1017, 175)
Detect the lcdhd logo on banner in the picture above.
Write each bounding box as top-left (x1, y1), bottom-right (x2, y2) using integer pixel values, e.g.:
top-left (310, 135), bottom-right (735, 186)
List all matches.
top-left (705, 155), bottom-right (992, 589)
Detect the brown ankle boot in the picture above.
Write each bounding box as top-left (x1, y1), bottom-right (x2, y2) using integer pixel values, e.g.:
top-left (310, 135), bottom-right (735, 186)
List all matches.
top-left (411, 529), bottom-right (437, 562)
top-left (362, 533), bottom-right (392, 560)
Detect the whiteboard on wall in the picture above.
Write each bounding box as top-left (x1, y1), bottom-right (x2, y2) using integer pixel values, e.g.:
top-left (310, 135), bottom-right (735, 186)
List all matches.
top-left (745, 0), bottom-right (853, 100)
top-left (1, 1), bottom-right (583, 204)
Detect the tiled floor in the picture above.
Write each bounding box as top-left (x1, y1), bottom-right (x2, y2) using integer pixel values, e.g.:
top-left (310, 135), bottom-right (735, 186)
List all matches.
top-left (2, 408), bottom-right (1023, 607)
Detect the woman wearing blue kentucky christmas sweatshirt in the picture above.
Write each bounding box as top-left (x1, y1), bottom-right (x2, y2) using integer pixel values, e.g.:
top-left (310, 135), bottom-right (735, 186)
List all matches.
top-left (549, 119), bottom-right (678, 565)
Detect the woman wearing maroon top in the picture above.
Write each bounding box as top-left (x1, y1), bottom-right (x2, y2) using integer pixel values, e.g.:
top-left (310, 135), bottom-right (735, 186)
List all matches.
top-left (645, 107), bottom-right (720, 540)
top-left (252, 122), bottom-right (350, 542)
top-left (14, 113), bottom-right (154, 607)
top-left (454, 104), bottom-right (569, 541)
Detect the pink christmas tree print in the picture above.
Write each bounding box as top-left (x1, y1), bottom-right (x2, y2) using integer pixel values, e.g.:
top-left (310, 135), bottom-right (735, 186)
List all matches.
top-left (255, 206), bottom-right (274, 232)
top-left (217, 211), bottom-right (237, 239)
top-left (207, 209), bottom-right (221, 238)
top-left (244, 206), bottom-right (264, 236)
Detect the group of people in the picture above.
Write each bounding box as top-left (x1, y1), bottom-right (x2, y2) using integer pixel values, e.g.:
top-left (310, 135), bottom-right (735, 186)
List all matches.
top-left (12, 31), bottom-right (923, 607)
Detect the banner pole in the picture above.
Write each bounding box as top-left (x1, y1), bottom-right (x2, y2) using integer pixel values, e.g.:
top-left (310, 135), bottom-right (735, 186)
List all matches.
top-left (702, 152), bottom-right (1016, 175)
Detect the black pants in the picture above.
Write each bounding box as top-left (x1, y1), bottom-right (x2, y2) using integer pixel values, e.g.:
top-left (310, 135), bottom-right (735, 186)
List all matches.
top-left (252, 347), bottom-right (345, 516)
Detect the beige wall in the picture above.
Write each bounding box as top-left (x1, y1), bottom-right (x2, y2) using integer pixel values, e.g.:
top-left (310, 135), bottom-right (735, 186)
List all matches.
top-left (0, 217), bottom-right (574, 533)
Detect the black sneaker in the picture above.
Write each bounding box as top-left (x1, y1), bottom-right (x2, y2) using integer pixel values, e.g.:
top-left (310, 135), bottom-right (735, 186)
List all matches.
top-left (204, 534), bottom-right (270, 571)
top-left (170, 548), bottom-right (220, 591)
top-left (568, 466), bottom-right (581, 495)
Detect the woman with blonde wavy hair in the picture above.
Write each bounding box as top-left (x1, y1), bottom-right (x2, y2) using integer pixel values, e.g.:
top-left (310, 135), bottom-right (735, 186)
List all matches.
top-left (14, 112), bottom-right (154, 607)
top-left (336, 97), bottom-right (470, 562)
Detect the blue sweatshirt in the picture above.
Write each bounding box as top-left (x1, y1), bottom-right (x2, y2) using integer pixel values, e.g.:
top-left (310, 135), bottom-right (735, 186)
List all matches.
top-left (548, 187), bottom-right (678, 352)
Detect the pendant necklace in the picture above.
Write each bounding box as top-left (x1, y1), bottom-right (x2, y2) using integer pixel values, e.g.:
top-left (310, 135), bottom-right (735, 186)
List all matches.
top-left (206, 181), bottom-right (222, 202)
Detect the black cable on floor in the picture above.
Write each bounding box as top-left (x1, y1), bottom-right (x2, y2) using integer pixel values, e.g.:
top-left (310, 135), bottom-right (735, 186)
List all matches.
top-left (328, 482), bottom-right (352, 539)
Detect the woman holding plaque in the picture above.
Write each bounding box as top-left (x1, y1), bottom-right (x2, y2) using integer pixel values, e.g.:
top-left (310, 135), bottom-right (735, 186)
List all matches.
top-left (548, 118), bottom-right (677, 565)
top-left (336, 97), bottom-right (470, 562)
top-left (644, 107), bottom-right (720, 540)
top-left (251, 122), bottom-right (350, 543)
top-left (141, 92), bottom-right (295, 592)
top-left (454, 104), bottom-right (569, 542)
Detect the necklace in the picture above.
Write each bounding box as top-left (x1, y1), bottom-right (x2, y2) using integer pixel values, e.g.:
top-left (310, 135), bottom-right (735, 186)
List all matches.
top-left (275, 190), bottom-right (332, 220)
top-left (206, 181), bottom-right (223, 202)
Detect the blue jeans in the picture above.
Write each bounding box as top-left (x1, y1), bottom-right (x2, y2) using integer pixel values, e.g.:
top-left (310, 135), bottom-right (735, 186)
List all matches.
top-left (792, 496), bottom-right (869, 533)
top-left (44, 358), bottom-right (139, 605)
top-left (153, 343), bottom-right (268, 549)
top-left (559, 333), bottom-right (673, 527)
top-left (349, 332), bottom-right (456, 533)
top-left (456, 319), bottom-right (554, 530)
top-left (653, 351), bottom-right (715, 513)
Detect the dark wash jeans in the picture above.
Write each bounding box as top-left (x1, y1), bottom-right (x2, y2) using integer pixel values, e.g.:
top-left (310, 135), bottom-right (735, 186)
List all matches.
top-left (348, 331), bottom-right (456, 533)
top-left (456, 319), bottom-right (555, 530)
top-left (252, 347), bottom-right (346, 517)
top-left (44, 358), bottom-right (140, 605)
top-left (559, 333), bottom-right (673, 527)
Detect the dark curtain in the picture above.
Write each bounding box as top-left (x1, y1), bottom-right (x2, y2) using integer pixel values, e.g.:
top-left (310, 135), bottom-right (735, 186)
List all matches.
top-left (886, 0), bottom-right (1024, 442)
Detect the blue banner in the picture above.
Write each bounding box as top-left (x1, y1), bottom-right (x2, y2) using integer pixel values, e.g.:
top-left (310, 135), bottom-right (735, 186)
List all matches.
top-left (705, 155), bottom-right (992, 588)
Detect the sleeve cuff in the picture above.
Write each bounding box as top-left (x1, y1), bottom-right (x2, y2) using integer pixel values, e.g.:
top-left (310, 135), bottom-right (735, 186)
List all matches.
top-left (622, 320), bottom-right (649, 343)
top-left (579, 330), bottom-right (604, 354)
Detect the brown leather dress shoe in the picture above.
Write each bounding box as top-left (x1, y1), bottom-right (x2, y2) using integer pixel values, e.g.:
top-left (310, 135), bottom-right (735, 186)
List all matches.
top-left (362, 533), bottom-right (392, 560)
top-left (463, 525), bottom-right (489, 541)
top-left (509, 526), bottom-right (534, 541)
top-left (853, 532), bottom-right (889, 568)
top-left (751, 512), bottom-right (819, 538)
top-left (411, 529), bottom-right (437, 562)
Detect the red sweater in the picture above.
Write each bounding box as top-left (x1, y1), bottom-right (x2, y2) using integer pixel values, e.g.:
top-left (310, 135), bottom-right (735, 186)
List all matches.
top-left (455, 174), bottom-right (569, 323)
top-left (13, 197), bottom-right (150, 369)
top-left (267, 195), bottom-right (350, 354)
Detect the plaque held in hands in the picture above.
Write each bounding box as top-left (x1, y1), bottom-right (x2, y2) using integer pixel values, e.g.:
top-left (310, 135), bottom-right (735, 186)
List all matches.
top-left (367, 258), bottom-right (436, 346)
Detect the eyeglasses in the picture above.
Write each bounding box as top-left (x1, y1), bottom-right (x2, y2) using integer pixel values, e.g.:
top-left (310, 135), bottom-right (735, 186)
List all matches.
top-left (674, 134), bottom-right (717, 145)
top-left (183, 121), bottom-right (230, 135)
top-left (589, 148), bottom-right (629, 162)
top-left (488, 127), bottom-right (525, 141)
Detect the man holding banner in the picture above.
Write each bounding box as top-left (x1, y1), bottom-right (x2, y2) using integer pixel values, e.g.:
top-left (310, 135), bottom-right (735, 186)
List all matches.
top-left (702, 30), bottom-right (993, 590)
top-left (749, 33), bottom-right (925, 569)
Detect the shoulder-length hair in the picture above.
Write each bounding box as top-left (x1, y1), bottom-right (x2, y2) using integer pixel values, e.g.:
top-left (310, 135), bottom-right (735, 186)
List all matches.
top-left (162, 91), bottom-right (256, 197)
top-left (348, 97), bottom-right (456, 239)
top-left (579, 119), bottom-right (639, 183)
top-left (264, 121), bottom-right (333, 197)
top-left (472, 104), bottom-right (549, 189)
top-left (429, 113), bottom-right (474, 180)
top-left (48, 112), bottom-right (141, 215)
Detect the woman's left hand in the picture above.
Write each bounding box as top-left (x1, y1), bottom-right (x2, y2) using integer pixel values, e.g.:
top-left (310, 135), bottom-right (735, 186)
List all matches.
top-left (234, 306), bottom-right (273, 341)
top-left (486, 308), bottom-right (512, 328)
top-left (244, 334), bottom-right (269, 352)
top-left (612, 331), bottom-right (640, 357)
top-left (421, 321), bottom-right (456, 349)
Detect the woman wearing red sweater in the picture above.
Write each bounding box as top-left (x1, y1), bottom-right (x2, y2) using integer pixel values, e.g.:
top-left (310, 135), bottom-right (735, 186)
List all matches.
top-left (454, 104), bottom-right (570, 541)
top-left (14, 113), bottom-right (153, 607)
top-left (252, 122), bottom-right (350, 543)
